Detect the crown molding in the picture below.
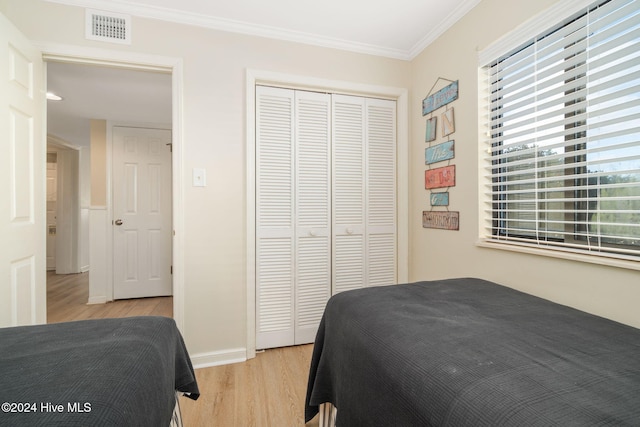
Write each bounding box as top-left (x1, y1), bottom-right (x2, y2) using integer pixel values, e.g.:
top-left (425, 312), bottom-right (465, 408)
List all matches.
top-left (408, 0), bottom-right (482, 59)
top-left (43, 0), bottom-right (413, 60)
top-left (44, 0), bottom-right (482, 60)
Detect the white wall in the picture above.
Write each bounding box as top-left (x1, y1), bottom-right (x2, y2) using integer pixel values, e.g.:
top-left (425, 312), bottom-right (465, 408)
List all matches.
top-left (2, 0), bottom-right (411, 359)
top-left (410, 0), bottom-right (640, 328)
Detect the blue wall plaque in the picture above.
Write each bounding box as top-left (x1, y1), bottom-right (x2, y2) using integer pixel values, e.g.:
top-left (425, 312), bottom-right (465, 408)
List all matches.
top-left (422, 80), bottom-right (458, 116)
top-left (425, 140), bottom-right (455, 165)
top-left (430, 192), bottom-right (450, 206)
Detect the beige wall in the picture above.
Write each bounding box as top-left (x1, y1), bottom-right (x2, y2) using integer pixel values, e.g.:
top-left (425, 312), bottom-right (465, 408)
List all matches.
top-left (410, 0), bottom-right (640, 328)
top-left (3, 0), bottom-right (411, 357)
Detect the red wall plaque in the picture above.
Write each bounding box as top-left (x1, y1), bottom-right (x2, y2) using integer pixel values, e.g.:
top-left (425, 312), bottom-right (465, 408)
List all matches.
top-left (425, 165), bottom-right (455, 189)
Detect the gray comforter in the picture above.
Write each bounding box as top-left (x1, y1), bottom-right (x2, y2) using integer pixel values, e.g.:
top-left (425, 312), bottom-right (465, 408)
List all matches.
top-left (305, 278), bottom-right (640, 426)
top-left (0, 316), bottom-right (199, 426)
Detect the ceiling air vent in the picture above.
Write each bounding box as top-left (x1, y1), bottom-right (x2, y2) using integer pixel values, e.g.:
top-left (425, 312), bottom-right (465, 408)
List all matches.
top-left (86, 9), bottom-right (131, 45)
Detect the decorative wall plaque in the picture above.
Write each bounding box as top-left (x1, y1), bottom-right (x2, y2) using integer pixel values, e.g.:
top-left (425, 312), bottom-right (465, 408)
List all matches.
top-left (425, 140), bottom-right (455, 165)
top-left (430, 192), bottom-right (449, 207)
top-left (425, 165), bottom-right (455, 190)
top-left (422, 80), bottom-right (458, 116)
top-left (425, 117), bottom-right (437, 142)
top-left (422, 211), bottom-right (460, 230)
top-left (422, 77), bottom-right (459, 231)
top-left (442, 108), bottom-right (455, 136)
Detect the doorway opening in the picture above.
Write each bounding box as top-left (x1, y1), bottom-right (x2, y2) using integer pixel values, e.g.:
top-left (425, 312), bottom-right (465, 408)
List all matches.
top-left (44, 57), bottom-right (180, 325)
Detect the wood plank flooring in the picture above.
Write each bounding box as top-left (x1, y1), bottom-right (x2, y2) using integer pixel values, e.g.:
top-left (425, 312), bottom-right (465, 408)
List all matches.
top-left (46, 271), bottom-right (172, 323)
top-left (180, 345), bottom-right (320, 427)
top-left (47, 272), bottom-right (319, 426)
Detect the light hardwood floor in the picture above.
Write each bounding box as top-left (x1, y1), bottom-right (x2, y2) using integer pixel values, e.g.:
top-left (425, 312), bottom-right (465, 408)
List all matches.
top-left (47, 272), bottom-right (319, 426)
top-left (46, 271), bottom-right (173, 322)
top-left (180, 345), bottom-right (319, 427)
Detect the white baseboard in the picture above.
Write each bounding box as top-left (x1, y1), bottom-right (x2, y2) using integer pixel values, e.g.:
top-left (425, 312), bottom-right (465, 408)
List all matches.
top-left (87, 296), bottom-right (107, 305)
top-left (191, 348), bottom-right (247, 369)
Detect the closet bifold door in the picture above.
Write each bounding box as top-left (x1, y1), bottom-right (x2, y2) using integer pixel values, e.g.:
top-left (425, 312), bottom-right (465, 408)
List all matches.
top-left (365, 97), bottom-right (397, 287)
top-left (294, 90), bottom-right (331, 345)
top-left (332, 95), bottom-right (397, 294)
top-left (255, 86), bottom-right (331, 349)
top-left (332, 95), bottom-right (366, 294)
top-left (256, 86), bottom-right (295, 349)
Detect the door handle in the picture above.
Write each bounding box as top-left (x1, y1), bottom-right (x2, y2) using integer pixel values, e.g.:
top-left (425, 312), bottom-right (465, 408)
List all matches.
top-left (114, 219), bottom-right (123, 226)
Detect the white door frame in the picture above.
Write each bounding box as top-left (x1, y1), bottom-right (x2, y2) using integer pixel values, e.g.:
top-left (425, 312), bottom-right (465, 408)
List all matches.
top-left (38, 43), bottom-right (185, 332)
top-left (245, 69), bottom-right (410, 359)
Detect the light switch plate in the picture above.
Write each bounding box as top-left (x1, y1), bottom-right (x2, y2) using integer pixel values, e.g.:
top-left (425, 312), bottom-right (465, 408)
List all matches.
top-left (193, 168), bottom-right (206, 187)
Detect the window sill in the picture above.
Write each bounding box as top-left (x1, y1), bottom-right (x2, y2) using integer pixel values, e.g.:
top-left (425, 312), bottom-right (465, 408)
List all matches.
top-left (476, 238), bottom-right (640, 272)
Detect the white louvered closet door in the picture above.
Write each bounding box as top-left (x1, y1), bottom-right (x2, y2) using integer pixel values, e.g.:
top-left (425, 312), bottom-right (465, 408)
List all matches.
top-left (332, 95), bottom-right (397, 293)
top-left (256, 87), bottom-right (396, 349)
top-left (294, 90), bottom-right (331, 345)
top-left (366, 98), bottom-right (397, 286)
top-left (256, 86), bottom-right (331, 349)
top-left (332, 95), bottom-right (366, 294)
top-left (256, 86), bottom-right (295, 349)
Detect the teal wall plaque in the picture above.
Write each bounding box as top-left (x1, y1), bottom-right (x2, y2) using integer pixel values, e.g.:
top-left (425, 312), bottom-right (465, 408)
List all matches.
top-left (425, 140), bottom-right (455, 165)
top-left (430, 192), bottom-right (449, 206)
top-left (422, 80), bottom-right (458, 116)
top-left (425, 117), bottom-right (437, 142)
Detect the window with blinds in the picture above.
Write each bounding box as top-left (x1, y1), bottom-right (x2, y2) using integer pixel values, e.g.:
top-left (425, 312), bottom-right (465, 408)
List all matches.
top-left (480, 0), bottom-right (640, 261)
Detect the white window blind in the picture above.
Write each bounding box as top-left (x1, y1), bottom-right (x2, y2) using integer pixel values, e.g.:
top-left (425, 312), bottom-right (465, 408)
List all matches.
top-left (480, 0), bottom-right (640, 260)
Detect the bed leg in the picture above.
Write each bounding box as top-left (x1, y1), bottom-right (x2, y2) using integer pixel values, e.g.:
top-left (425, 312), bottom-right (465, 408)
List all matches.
top-left (318, 403), bottom-right (337, 427)
top-left (170, 392), bottom-right (184, 427)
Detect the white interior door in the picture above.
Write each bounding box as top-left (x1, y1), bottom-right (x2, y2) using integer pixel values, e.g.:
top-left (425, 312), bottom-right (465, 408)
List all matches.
top-left (112, 126), bottom-right (172, 299)
top-left (0, 12), bottom-right (46, 327)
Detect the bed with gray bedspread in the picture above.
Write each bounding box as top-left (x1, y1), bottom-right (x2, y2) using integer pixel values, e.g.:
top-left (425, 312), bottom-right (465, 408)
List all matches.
top-left (305, 278), bottom-right (640, 426)
top-left (0, 316), bottom-right (199, 426)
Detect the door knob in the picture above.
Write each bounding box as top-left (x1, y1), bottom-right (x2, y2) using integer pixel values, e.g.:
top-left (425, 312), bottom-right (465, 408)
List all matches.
top-left (114, 219), bottom-right (123, 226)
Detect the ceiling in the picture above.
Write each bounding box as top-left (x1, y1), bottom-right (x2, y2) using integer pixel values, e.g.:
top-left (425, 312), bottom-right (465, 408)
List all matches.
top-left (45, 0), bottom-right (480, 148)
top-left (47, 62), bottom-right (172, 148)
